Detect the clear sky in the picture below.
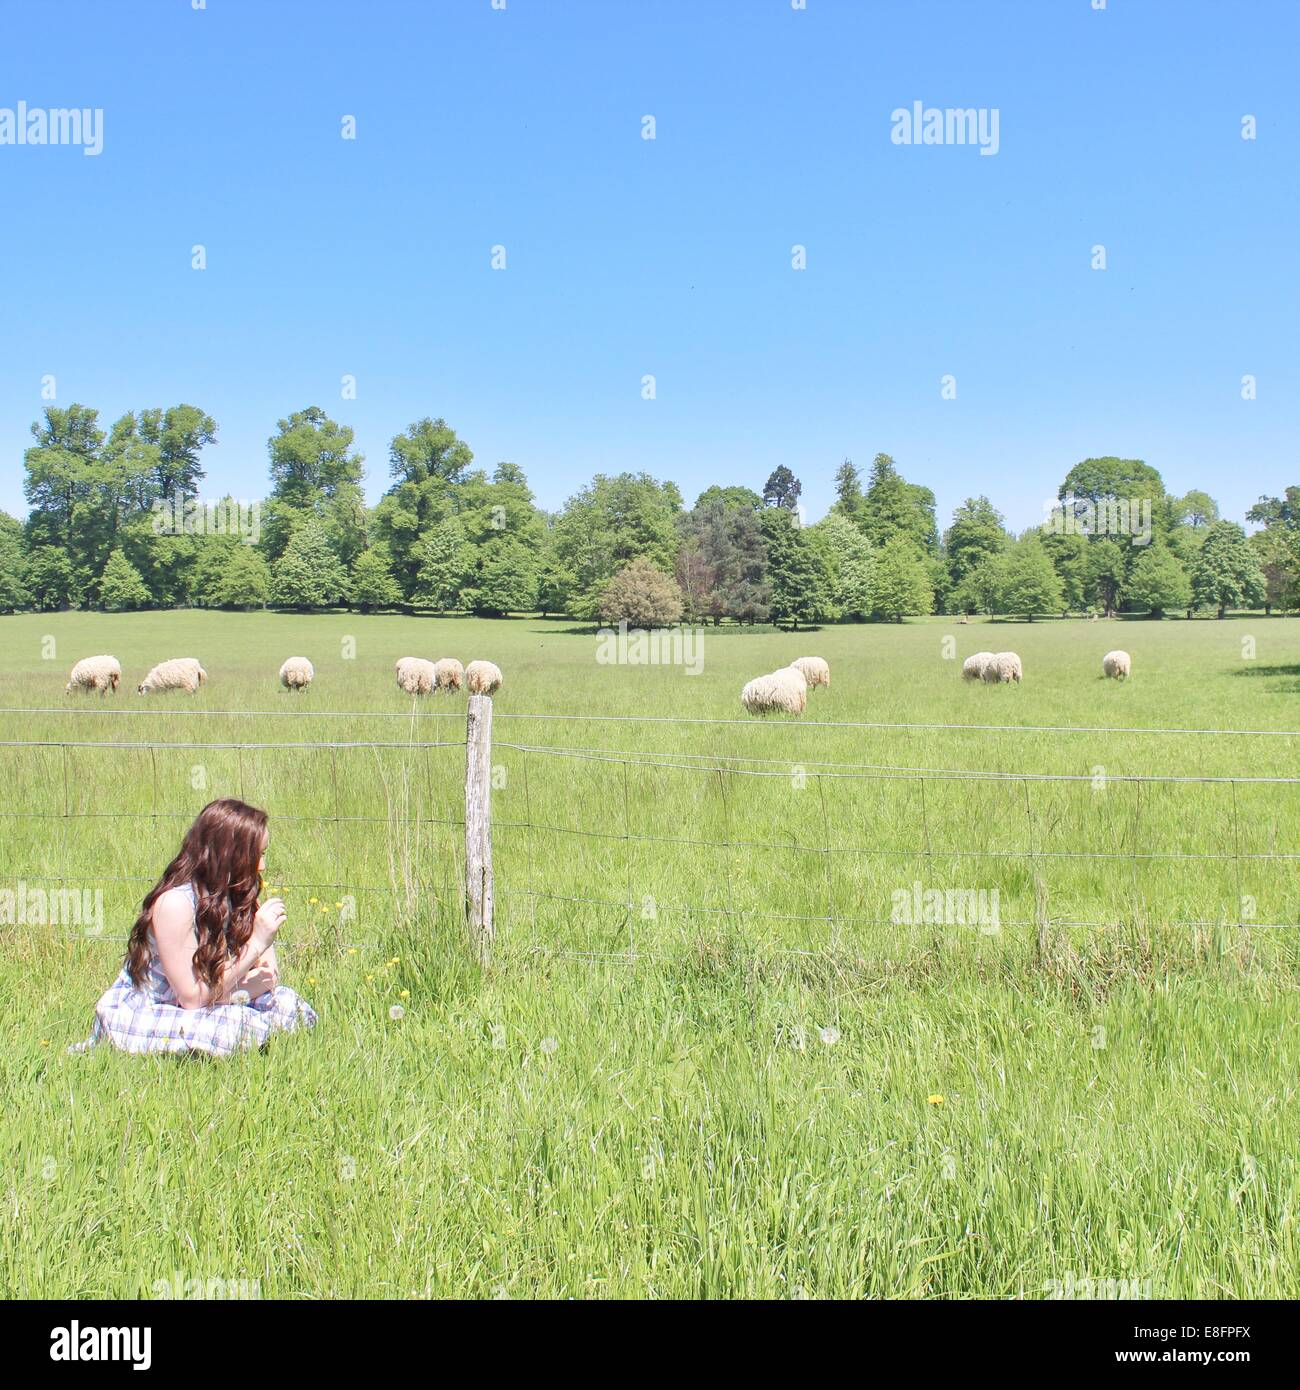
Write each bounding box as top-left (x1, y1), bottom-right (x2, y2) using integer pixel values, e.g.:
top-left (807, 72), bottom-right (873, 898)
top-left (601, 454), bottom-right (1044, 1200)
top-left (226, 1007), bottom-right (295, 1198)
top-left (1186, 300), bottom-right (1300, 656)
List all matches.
top-left (1, 0), bottom-right (1296, 534)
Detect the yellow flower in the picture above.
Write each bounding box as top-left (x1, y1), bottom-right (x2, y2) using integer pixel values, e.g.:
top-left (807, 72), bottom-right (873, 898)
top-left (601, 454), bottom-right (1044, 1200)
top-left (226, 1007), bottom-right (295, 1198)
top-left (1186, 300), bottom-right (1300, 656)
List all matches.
top-left (309, 897), bottom-right (319, 905)
top-left (334, 901), bottom-right (343, 909)
top-left (928, 1094), bottom-right (945, 1105)
top-left (347, 947), bottom-right (357, 956)
top-left (40, 1040), bottom-right (49, 1047)
top-left (366, 974), bottom-right (374, 982)
top-left (308, 976), bottom-right (317, 985)
top-left (400, 989), bottom-right (410, 999)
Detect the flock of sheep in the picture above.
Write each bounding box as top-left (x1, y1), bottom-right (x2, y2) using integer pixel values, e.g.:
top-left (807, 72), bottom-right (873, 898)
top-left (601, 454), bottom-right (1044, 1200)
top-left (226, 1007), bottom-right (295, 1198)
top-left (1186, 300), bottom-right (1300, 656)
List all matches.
top-left (62, 653), bottom-right (504, 698)
top-left (393, 657), bottom-right (502, 696)
top-left (65, 645), bottom-right (1132, 713)
top-left (741, 656), bottom-right (830, 715)
top-left (739, 647), bottom-right (1131, 716)
top-left (65, 655), bottom-right (208, 695)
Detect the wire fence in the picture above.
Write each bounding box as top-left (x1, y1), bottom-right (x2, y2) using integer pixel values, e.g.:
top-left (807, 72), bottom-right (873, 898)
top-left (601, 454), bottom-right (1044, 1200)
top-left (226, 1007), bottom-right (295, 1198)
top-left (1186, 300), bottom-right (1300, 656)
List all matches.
top-left (2, 704), bottom-right (1297, 962)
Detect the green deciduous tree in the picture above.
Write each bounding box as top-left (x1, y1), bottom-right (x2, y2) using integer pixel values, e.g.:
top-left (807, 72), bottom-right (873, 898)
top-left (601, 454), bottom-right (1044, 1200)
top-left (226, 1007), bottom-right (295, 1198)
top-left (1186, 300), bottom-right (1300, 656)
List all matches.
top-left (349, 546), bottom-right (403, 613)
top-left (192, 541), bottom-right (271, 610)
top-left (411, 516), bottom-right (474, 611)
top-left (761, 510), bottom-right (832, 630)
top-left (0, 512), bottom-right (31, 612)
top-left (944, 496), bottom-right (1009, 587)
top-left (97, 548), bottom-right (151, 612)
top-left (1126, 541), bottom-right (1192, 618)
top-left (1191, 521), bottom-right (1266, 618)
top-left (270, 521), bottom-right (348, 611)
top-left (999, 537), bottom-right (1064, 620)
top-left (870, 536), bottom-right (935, 622)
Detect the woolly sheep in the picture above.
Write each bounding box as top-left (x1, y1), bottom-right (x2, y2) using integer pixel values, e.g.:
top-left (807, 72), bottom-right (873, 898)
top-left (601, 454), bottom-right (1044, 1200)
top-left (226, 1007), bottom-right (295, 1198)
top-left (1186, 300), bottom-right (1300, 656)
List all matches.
top-left (465, 660), bottom-right (502, 695)
top-left (982, 651), bottom-right (1022, 684)
top-left (433, 658), bottom-right (464, 693)
top-left (1102, 649), bottom-right (1131, 680)
top-left (962, 652), bottom-right (995, 682)
top-left (395, 656), bottom-right (436, 695)
top-left (790, 656), bottom-right (830, 689)
top-left (741, 667), bottom-right (807, 716)
top-left (138, 657), bottom-right (206, 695)
top-left (279, 656), bottom-right (314, 691)
top-left (66, 654), bottom-right (121, 695)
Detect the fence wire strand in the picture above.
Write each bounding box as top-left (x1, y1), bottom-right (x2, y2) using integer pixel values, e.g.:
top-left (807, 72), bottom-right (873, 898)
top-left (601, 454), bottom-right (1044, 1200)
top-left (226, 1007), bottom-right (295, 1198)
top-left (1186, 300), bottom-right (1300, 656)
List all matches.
top-left (2, 726), bottom-right (1296, 949)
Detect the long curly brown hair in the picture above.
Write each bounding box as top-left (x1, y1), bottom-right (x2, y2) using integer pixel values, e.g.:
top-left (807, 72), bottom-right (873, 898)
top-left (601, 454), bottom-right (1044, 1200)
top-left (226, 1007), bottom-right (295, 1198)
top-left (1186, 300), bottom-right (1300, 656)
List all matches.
top-left (126, 798), bottom-right (269, 988)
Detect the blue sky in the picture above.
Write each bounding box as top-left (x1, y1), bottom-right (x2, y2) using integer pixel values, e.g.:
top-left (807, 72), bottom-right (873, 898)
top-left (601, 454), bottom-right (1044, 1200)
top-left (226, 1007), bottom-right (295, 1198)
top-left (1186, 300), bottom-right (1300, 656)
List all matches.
top-left (1, 0), bottom-right (1296, 534)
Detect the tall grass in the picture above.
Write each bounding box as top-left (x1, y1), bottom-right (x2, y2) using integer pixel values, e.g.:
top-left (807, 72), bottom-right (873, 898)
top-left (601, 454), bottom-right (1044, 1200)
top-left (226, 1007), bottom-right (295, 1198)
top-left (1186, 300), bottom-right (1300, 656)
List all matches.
top-left (0, 610), bottom-right (1297, 1297)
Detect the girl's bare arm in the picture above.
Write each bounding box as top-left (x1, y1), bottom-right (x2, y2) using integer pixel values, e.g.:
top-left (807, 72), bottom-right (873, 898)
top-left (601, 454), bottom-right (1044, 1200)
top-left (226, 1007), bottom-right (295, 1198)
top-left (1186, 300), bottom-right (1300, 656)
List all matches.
top-left (153, 893), bottom-right (283, 1009)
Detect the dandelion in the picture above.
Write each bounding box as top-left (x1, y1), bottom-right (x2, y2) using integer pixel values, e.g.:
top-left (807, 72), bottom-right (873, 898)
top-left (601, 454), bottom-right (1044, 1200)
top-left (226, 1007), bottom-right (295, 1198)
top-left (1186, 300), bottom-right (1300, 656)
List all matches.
top-left (40, 1040), bottom-right (49, 1048)
top-left (819, 1026), bottom-right (840, 1046)
top-left (309, 897), bottom-right (318, 904)
top-left (389, 1005), bottom-right (405, 1021)
top-left (540, 1037), bottom-right (558, 1056)
top-left (334, 901), bottom-right (343, 909)
top-left (366, 973), bottom-right (375, 982)
top-left (347, 947), bottom-right (357, 956)
top-left (399, 989), bottom-right (410, 999)
top-left (308, 976), bottom-right (317, 985)
top-left (928, 1094), bottom-right (945, 1105)
top-left (231, 989), bottom-right (251, 1006)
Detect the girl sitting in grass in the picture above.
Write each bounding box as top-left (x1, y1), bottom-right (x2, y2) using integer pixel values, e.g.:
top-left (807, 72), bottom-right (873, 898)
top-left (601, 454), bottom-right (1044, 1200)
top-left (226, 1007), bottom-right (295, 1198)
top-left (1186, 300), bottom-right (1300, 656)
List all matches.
top-left (74, 798), bottom-right (318, 1057)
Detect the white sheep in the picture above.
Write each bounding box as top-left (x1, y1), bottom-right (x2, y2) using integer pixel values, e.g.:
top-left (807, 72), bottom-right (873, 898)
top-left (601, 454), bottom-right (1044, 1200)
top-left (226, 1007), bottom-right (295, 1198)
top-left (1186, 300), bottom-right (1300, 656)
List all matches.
top-left (433, 658), bottom-right (464, 694)
top-left (1102, 650), bottom-right (1131, 680)
top-left (138, 657), bottom-right (206, 695)
top-left (962, 652), bottom-right (995, 682)
top-left (395, 656), bottom-right (436, 695)
top-left (279, 657), bottom-right (314, 691)
top-left (790, 656), bottom-right (830, 689)
top-left (465, 660), bottom-right (502, 695)
top-left (982, 651), bottom-right (1022, 684)
top-left (741, 667), bottom-right (807, 716)
top-left (65, 655), bottom-right (121, 696)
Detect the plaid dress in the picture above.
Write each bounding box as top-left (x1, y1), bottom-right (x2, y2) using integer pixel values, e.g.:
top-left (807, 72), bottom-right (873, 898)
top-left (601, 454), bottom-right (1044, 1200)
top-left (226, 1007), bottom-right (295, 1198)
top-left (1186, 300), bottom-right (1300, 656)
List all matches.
top-left (71, 884), bottom-right (318, 1058)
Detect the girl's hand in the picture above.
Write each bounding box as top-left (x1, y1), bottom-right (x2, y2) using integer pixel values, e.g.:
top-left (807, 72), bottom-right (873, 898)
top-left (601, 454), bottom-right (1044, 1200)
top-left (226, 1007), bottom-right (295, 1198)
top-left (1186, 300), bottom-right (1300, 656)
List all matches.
top-left (241, 957), bottom-right (278, 1000)
top-left (252, 897), bottom-right (286, 951)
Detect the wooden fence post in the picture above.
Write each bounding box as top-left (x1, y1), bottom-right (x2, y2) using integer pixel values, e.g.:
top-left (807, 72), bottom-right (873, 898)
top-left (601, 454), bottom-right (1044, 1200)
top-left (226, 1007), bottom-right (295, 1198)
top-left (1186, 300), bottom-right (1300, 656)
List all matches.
top-left (464, 693), bottom-right (494, 965)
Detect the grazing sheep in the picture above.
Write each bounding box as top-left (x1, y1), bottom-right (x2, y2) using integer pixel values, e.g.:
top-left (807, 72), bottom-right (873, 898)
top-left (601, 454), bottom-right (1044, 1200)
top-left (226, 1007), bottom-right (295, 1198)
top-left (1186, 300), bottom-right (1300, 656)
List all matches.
top-left (741, 667), bottom-right (808, 716)
top-left (279, 657), bottom-right (314, 691)
top-left (138, 657), bottom-right (206, 695)
top-left (790, 656), bottom-right (830, 689)
top-left (65, 655), bottom-right (121, 696)
top-left (982, 651), bottom-right (1022, 684)
top-left (395, 656), bottom-right (436, 695)
top-left (1102, 649), bottom-right (1131, 680)
top-left (962, 652), bottom-right (995, 682)
top-left (433, 658), bottom-right (465, 693)
top-left (465, 660), bottom-right (502, 695)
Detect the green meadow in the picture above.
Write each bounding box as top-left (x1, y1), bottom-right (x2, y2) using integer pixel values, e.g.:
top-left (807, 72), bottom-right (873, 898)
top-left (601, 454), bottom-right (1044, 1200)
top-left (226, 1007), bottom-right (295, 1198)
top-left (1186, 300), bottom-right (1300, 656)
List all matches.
top-left (1, 609), bottom-right (1297, 1298)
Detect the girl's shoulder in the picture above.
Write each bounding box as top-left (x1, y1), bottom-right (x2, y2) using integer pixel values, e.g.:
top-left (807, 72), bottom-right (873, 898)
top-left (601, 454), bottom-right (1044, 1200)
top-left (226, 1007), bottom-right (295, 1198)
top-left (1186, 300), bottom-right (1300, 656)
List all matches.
top-left (155, 882), bottom-right (198, 915)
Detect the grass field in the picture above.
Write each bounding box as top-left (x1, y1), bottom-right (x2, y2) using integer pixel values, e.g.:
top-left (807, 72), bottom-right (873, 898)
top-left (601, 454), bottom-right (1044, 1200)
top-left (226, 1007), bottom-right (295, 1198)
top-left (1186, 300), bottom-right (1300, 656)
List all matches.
top-left (1, 609), bottom-right (1298, 1297)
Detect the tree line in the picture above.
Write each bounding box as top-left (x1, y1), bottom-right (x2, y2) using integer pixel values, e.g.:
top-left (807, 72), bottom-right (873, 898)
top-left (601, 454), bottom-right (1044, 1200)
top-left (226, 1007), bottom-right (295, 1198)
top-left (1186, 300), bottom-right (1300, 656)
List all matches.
top-left (1, 401), bottom-right (1296, 626)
